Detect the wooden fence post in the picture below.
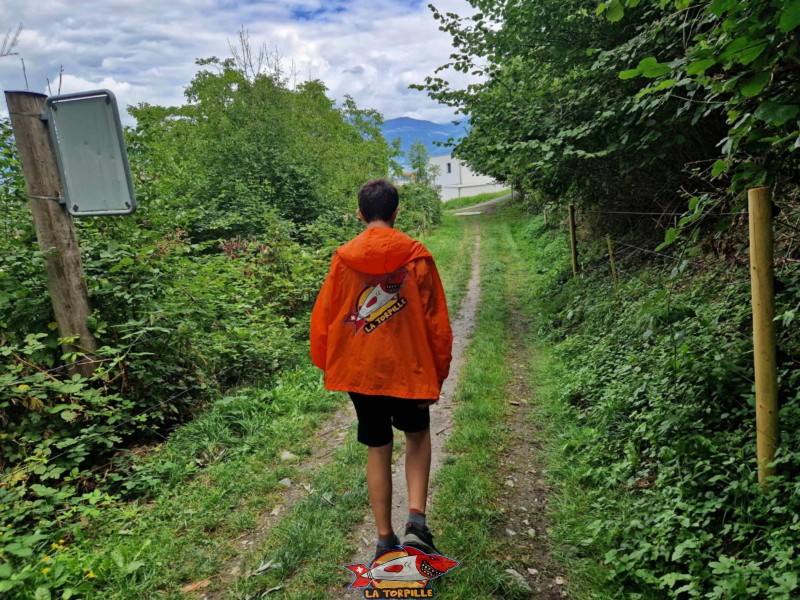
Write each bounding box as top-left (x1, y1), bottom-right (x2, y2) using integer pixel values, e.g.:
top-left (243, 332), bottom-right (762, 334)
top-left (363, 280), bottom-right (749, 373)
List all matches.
top-left (748, 186), bottom-right (778, 487)
top-left (568, 204), bottom-right (579, 277)
top-left (606, 234), bottom-right (618, 292)
top-left (5, 91), bottom-right (98, 377)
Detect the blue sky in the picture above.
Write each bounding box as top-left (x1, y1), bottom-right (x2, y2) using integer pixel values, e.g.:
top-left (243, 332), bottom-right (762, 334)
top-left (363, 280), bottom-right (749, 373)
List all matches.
top-left (0, 0), bottom-right (478, 125)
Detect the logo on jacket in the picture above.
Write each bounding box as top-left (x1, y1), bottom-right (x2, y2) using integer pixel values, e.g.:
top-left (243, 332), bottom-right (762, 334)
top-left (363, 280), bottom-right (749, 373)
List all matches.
top-left (343, 545), bottom-right (459, 597)
top-left (344, 269), bottom-right (409, 334)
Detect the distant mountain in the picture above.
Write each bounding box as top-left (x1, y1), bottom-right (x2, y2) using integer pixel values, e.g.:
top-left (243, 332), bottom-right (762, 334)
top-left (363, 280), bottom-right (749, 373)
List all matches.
top-left (380, 117), bottom-right (468, 165)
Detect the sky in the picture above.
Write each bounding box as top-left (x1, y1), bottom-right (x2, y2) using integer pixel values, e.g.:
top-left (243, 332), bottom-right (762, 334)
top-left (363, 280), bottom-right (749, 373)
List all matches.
top-left (0, 0), bottom-right (479, 126)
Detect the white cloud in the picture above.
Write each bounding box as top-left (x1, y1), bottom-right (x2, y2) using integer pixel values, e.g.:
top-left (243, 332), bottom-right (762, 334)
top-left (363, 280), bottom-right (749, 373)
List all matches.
top-left (0, 0), bottom-right (480, 125)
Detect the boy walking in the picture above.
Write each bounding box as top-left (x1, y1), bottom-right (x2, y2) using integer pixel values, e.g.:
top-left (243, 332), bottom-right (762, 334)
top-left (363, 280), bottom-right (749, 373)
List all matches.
top-left (310, 179), bottom-right (453, 559)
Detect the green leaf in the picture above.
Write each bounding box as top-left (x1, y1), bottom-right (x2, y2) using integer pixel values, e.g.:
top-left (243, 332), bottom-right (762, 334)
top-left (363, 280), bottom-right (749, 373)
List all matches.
top-left (56, 383), bottom-right (83, 394)
top-left (619, 69), bottom-right (640, 80)
top-left (779, 0), bottom-right (800, 32)
top-left (740, 72), bottom-right (770, 97)
top-left (654, 79), bottom-right (677, 91)
top-left (655, 227), bottom-right (678, 251)
top-left (124, 560), bottom-right (145, 575)
top-left (637, 57), bottom-right (671, 78)
top-left (34, 587), bottom-right (52, 600)
top-left (606, 0), bottom-right (624, 22)
top-left (686, 59), bottom-right (715, 75)
top-left (60, 410), bottom-right (78, 422)
top-left (596, 2), bottom-right (607, 16)
top-left (3, 543), bottom-right (33, 557)
top-left (709, 0), bottom-right (736, 17)
top-left (0, 581), bottom-right (17, 592)
top-left (711, 160), bottom-right (726, 176)
top-left (754, 102), bottom-right (800, 124)
top-left (722, 37), bottom-right (767, 65)
top-left (661, 572), bottom-right (692, 588)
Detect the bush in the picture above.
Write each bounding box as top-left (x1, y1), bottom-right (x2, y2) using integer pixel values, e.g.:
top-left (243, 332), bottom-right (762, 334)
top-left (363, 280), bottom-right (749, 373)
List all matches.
top-left (517, 214), bottom-right (800, 598)
top-left (396, 182), bottom-right (443, 236)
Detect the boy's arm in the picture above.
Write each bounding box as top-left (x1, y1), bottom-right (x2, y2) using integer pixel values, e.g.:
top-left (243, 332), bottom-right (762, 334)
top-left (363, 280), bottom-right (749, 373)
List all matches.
top-left (310, 268), bottom-right (334, 371)
top-left (419, 257), bottom-right (453, 387)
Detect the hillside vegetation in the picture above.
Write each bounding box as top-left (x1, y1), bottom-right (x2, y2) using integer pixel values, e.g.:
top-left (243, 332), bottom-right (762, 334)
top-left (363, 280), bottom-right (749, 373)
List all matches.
top-left (0, 52), bottom-right (442, 597)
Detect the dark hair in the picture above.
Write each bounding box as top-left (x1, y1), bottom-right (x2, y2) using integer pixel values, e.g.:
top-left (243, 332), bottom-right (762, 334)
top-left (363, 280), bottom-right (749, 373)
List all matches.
top-left (358, 179), bottom-right (399, 222)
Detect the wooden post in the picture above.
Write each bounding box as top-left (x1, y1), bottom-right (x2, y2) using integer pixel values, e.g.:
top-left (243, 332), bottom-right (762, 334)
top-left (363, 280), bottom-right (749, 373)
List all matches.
top-left (5, 91), bottom-right (97, 377)
top-left (606, 234), bottom-right (618, 292)
top-left (543, 207), bottom-right (548, 226)
top-left (568, 204), bottom-right (579, 277)
top-left (748, 187), bottom-right (778, 487)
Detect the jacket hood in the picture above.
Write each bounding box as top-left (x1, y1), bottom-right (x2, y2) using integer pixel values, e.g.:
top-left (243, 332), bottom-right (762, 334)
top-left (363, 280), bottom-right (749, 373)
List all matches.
top-left (336, 227), bottom-right (431, 275)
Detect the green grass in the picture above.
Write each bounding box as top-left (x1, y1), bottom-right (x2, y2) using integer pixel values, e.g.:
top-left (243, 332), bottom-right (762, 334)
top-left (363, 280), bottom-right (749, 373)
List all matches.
top-left (442, 189), bottom-right (511, 211)
top-left (226, 430), bottom-right (369, 599)
top-left (59, 366), bottom-right (345, 598)
top-left (421, 213), bottom-right (477, 317)
top-left (425, 208), bottom-right (531, 599)
top-left (507, 213), bottom-right (623, 598)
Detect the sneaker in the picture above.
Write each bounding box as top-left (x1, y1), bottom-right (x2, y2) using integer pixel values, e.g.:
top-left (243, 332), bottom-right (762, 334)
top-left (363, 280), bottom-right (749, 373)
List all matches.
top-left (373, 533), bottom-right (400, 563)
top-left (402, 522), bottom-right (440, 555)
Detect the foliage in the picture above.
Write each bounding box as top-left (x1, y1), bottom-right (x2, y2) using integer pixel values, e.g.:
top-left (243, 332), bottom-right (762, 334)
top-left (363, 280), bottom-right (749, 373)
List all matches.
top-left (407, 141), bottom-right (439, 187)
top-left (516, 211), bottom-right (800, 599)
top-left (0, 39), bottom-right (399, 597)
top-left (128, 58), bottom-right (392, 241)
top-left (415, 0), bottom-right (799, 233)
top-left (396, 182), bottom-right (443, 235)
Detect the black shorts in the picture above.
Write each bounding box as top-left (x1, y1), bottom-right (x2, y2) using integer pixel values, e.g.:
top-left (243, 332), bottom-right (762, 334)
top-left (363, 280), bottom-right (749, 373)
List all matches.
top-left (348, 392), bottom-right (432, 447)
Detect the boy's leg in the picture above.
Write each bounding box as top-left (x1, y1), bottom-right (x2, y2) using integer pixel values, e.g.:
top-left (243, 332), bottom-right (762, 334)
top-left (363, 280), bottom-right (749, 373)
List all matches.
top-left (366, 441), bottom-right (395, 538)
top-left (393, 400), bottom-right (439, 553)
top-left (404, 428), bottom-right (431, 513)
top-left (349, 392), bottom-right (399, 553)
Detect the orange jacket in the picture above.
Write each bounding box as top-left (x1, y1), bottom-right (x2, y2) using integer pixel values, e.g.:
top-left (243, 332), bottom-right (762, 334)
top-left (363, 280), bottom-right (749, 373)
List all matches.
top-left (310, 227), bottom-right (453, 400)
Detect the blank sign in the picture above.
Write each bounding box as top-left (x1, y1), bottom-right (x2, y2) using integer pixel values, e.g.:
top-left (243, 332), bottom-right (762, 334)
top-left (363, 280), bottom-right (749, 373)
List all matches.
top-left (46, 90), bottom-right (137, 216)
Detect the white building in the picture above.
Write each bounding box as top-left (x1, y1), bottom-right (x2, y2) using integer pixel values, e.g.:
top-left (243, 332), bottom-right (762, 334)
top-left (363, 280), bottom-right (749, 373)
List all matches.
top-left (429, 154), bottom-right (508, 201)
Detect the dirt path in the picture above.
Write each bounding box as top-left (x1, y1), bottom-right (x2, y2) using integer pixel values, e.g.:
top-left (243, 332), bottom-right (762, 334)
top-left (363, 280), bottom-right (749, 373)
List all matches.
top-left (497, 318), bottom-right (567, 599)
top-left (330, 229), bottom-right (483, 597)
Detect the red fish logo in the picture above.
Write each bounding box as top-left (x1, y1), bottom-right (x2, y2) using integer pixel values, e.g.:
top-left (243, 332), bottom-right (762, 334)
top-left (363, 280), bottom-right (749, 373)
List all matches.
top-left (343, 545), bottom-right (459, 597)
top-left (344, 270), bottom-right (409, 334)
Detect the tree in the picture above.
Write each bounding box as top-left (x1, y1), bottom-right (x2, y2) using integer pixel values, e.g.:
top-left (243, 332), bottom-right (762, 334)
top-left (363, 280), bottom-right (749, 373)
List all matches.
top-left (408, 141), bottom-right (439, 187)
top-left (415, 0), bottom-right (799, 222)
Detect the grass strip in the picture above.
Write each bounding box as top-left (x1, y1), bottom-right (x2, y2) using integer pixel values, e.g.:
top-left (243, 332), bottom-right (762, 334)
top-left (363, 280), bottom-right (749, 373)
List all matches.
top-left (507, 213), bottom-right (618, 598)
top-left (226, 429), bottom-right (367, 599)
top-left (425, 212), bottom-right (531, 599)
top-left (442, 189), bottom-right (511, 212)
top-left (421, 213), bottom-right (476, 318)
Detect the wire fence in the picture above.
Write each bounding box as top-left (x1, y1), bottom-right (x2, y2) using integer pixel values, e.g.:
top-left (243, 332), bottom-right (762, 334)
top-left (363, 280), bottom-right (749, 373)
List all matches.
top-left (3, 327), bottom-right (174, 388)
top-left (550, 189), bottom-right (798, 474)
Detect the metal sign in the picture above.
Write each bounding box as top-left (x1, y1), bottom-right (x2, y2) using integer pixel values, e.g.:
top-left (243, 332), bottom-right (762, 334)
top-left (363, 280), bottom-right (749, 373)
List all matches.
top-left (45, 89), bottom-right (137, 216)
